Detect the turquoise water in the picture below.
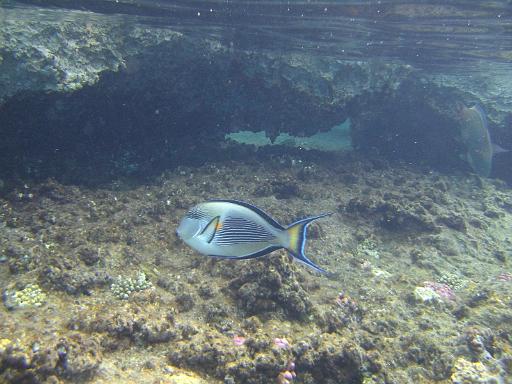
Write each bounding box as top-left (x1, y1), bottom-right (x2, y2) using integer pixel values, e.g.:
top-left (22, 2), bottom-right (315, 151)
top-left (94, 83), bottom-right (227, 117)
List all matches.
top-left (226, 120), bottom-right (352, 152)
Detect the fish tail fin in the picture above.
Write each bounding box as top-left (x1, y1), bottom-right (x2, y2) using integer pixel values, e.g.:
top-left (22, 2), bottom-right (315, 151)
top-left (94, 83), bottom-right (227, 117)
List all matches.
top-left (493, 143), bottom-right (509, 155)
top-left (285, 213), bottom-right (332, 274)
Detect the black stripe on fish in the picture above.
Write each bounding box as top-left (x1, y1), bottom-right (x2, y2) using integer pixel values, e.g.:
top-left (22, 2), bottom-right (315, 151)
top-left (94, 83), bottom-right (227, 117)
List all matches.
top-left (221, 216), bottom-right (273, 232)
top-left (213, 216), bottom-right (276, 245)
top-left (215, 237), bottom-right (273, 246)
top-left (208, 245), bottom-right (282, 260)
top-left (220, 227), bottom-right (273, 236)
top-left (186, 208), bottom-right (210, 221)
top-left (209, 199), bottom-right (284, 231)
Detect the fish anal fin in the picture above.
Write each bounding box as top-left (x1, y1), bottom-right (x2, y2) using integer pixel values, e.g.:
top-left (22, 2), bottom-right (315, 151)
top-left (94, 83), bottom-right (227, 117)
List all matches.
top-left (209, 246), bottom-right (282, 260)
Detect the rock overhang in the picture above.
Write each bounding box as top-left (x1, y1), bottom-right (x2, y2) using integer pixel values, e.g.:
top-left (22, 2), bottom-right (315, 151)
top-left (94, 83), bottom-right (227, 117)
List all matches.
top-left (1, 4), bottom-right (511, 183)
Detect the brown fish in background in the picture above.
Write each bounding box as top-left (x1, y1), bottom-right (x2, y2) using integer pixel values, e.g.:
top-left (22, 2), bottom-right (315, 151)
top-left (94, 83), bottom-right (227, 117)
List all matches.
top-left (456, 102), bottom-right (507, 177)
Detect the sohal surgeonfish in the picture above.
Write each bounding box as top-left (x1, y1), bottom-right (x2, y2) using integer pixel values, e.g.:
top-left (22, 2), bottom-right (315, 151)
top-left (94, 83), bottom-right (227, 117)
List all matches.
top-left (177, 200), bottom-right (331, 274)
top-left (457, 102), bottom-right (507, 177)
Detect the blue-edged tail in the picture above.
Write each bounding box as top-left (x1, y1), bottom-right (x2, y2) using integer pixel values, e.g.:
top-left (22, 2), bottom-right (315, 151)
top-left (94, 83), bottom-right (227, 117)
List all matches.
top-left (285, 213), bottom-right (332, 274)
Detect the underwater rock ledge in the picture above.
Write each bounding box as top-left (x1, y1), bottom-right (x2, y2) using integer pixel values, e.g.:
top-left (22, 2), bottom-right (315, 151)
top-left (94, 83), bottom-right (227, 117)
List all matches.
top-left (0, 5), bottom-right (183, 103)
top-left (1, 4), bottom-right (511, 181)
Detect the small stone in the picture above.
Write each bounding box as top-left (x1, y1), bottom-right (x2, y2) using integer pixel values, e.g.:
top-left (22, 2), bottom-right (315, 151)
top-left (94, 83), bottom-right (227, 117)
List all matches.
top-left (413, 286), bottom-right (441, 304)
top-left (162, 366), bottom-right (174, 375)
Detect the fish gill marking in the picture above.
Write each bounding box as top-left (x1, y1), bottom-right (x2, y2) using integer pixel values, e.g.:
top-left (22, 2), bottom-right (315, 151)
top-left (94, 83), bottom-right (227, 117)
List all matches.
top-left (199, 216), bottom-right (220, 244)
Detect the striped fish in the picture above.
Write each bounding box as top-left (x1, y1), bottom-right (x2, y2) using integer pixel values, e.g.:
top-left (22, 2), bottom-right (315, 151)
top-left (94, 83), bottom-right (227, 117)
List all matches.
top-left (176, 199), bottom-right (331, 274)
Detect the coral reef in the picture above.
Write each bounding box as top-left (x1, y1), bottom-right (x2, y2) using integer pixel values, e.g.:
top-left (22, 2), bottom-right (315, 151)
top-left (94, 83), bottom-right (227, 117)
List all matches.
top-left (422, 281), bottom-right (456, 302)
top-left (2, 283), bottom-right (46, 310)
top-left (168, 327), bottom-right (302, 384)
top-left (0, 2), bottom-right (511, 382)
top-left (0, 334), bottom-right (101, 383)
top-left (111, 271), bottom-right (153, 300)
top-left (413, 285), bottom-right (442, 305)
top-left (69, 294), bottom-right (178, 346)
top-left (294, 335), bottom-right (365, 383)
top-left (450, 357), bottom-right (504, 384)
top-left (0, 154), bottom-right (511, 383)
top-left (346, 193), bottom-right (438, 233)
top-left (276, 361), bottom-right (296, 384)
top-left (438, 272), bottom-right (466, 290)
top-left (227, 255), bottom-right (314, 319)
top-left (42, 265), bottom-right (112, 295)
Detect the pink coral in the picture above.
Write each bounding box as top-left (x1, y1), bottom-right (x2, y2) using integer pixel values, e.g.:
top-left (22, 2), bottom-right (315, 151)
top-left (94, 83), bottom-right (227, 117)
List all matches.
top-left (233, 336), bottom-right (246, 346)
top-left (423, 281), bottom-right (456, 301)
top-left (276, 361), bottom-right (296, 384)
top-left (498, 272), bottom-right (512, 282)
top-left (335, 292), bottom-right (359, 312)
top-left (274, 338), bottom-right (291, 349)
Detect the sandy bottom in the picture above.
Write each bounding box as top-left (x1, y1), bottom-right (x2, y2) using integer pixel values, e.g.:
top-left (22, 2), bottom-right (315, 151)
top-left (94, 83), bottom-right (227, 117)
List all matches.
top-left (1, 153), bottom-right (511, 384)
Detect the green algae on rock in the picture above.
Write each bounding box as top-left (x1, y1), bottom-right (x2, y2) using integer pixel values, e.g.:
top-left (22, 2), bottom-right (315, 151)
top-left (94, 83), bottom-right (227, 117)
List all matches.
top-left (451, 357), bottom-right (506, 384)
top-left (0, 333), bottom-right (102, 383)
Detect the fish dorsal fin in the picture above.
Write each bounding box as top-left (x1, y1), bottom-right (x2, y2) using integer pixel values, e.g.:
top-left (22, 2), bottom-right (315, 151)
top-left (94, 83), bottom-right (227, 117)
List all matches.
top-left (209, 199), bottom-right (284, 230)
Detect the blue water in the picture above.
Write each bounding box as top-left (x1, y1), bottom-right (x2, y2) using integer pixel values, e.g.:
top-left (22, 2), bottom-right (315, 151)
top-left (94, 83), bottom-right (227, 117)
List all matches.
top-left (1, 2), bottom-right (512, 384)
top-left (9, 0), bottom-right (512, 67)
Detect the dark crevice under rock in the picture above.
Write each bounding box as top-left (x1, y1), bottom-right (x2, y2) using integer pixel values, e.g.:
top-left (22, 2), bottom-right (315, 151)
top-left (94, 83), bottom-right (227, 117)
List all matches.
top-left (0, 26), bottom-right (511, 187)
